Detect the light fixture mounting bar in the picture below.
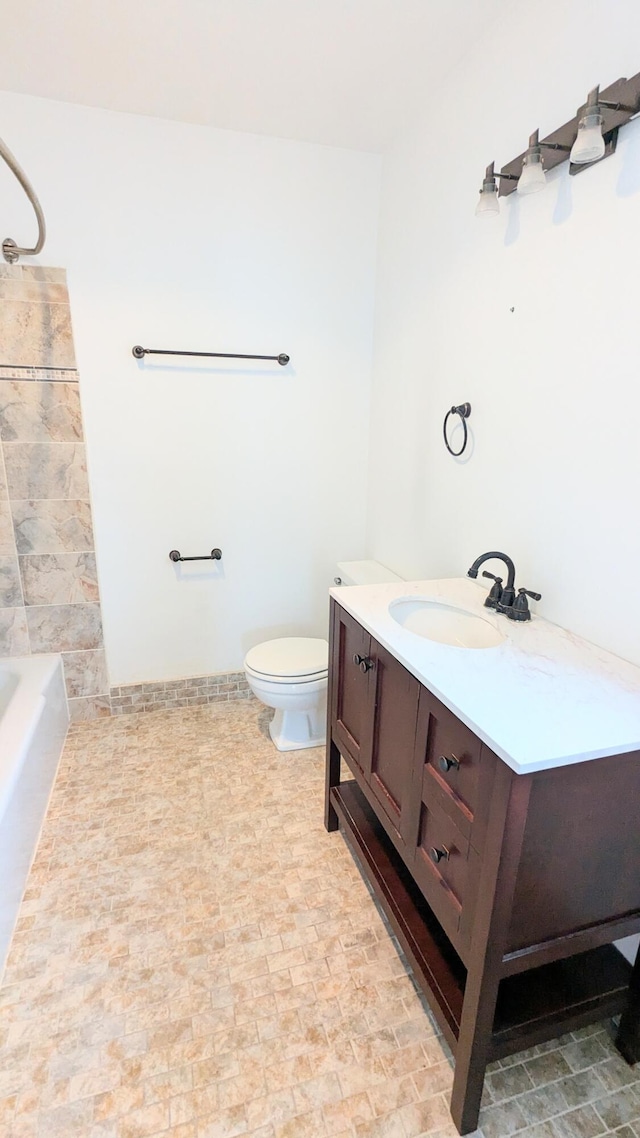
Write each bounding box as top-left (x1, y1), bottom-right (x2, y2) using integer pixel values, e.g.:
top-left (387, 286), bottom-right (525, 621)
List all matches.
top-left (495, 70), bottom-right (640, 196)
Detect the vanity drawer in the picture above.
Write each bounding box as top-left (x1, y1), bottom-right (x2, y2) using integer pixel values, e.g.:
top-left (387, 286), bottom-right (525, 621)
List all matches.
top-left (412, 798), bottom-right (476, 950)
top-left (422, 692), bottom-right (484, 825)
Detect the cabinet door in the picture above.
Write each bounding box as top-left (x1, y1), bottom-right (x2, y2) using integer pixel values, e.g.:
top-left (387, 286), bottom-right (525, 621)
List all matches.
top-left (365, 643), bottom-right (421, 846)
top-left (330, 604), bottom-right (373, 772)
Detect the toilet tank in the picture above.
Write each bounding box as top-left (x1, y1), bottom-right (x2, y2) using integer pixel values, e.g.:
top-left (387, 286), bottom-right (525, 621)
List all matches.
top-left (334, 560), bottom-right (404, 587)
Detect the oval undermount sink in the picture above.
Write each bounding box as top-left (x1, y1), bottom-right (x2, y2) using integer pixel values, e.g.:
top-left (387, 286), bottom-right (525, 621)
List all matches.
top-left (389, 597), bottom-right (505, 649)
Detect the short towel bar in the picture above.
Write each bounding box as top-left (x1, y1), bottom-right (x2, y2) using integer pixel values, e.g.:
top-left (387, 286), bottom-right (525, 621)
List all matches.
top-left (169, 548), bottom-right (222, 563)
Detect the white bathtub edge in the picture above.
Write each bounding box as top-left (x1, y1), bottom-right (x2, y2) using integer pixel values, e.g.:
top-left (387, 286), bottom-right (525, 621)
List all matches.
top-left (0, 655), bottom-right (69, 984)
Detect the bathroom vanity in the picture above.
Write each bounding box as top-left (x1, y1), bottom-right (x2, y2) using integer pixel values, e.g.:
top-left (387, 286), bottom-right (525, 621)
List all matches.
top-left (324, 579), bottom-right (640, 1135)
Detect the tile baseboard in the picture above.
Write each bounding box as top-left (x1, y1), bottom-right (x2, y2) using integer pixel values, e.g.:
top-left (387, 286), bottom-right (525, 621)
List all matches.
top-left (108, 671), bottom-right (253, 717)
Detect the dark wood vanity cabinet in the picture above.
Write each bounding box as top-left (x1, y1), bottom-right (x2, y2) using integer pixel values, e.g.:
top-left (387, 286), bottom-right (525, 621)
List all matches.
top-left (325, 598), bottom-right (640, 1135)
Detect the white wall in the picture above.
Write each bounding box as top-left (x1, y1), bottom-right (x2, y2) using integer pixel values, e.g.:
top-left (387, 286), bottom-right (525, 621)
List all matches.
top-left (368, 0), bottom-right (640, 671)
top-left (0, 92), bottom-right (380, 683)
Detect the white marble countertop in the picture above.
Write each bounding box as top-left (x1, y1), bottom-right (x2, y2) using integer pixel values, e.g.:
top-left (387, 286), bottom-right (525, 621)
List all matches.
top-left (329, 577), bottom-right (640, 775)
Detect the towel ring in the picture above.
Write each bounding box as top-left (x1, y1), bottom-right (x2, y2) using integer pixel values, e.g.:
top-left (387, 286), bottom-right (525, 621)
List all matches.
top-left (443, 403), bottom-right (471, 456)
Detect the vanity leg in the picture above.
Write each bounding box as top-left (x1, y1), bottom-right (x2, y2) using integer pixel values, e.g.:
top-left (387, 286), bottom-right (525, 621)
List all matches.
top-left (451, 764), bottom-right (532, 1134)
top-left (325, 737), bottom-right (340, 832)
top-left (451, 970), bottom-right (500, 1133)
top-left (616, 943), bottom-right (640, 1065)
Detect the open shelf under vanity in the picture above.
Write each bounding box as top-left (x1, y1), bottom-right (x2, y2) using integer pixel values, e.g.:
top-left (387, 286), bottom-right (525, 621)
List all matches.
top-left (331, 780), bottom-right (632, 1062)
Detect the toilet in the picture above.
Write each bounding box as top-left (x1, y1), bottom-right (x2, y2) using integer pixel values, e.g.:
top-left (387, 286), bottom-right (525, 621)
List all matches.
top-left (244, 637), bottom-right (329, 752)
top-left (244, 560), bottom-right (404, 751)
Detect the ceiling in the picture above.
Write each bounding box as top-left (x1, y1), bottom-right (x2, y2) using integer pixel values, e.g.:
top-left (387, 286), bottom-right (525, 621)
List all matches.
top-left (0, 0), bottom-right (506, 152)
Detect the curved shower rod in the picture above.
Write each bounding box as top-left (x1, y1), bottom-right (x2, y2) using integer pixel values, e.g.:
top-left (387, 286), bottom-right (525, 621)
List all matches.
top-left (0, 135), bottom-right (46, 263)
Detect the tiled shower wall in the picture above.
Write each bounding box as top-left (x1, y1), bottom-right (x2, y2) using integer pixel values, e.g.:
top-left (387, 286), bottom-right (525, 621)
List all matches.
top-left (0, 265), bottom-right (110, 721)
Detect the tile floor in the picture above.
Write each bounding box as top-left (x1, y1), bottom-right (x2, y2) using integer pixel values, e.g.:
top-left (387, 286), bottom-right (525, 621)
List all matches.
top-left (1, 701), bottom-right (639, 1138)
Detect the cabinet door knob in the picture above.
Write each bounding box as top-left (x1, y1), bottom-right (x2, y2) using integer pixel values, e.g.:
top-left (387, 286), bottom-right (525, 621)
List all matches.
top-left (352, 653), bottom-right (374, 673)
top-left (429, 846), bottom-right (450, 864)
top-left (438, 754), bottom-right (460, 774)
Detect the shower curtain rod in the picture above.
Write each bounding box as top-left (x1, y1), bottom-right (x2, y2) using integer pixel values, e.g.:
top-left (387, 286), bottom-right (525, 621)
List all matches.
top-left (0, 135), bottom-right (46, 263)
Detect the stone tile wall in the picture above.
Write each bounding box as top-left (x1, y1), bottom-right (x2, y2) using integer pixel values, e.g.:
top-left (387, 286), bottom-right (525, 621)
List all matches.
top-left (0, 265), bottom-right (110, 721)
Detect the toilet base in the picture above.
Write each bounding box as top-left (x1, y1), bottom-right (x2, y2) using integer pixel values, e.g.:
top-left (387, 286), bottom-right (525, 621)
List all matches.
top-left (269, 706), bottom-right (326, 752)
top-left (244, 662), bottom-right (328, 753)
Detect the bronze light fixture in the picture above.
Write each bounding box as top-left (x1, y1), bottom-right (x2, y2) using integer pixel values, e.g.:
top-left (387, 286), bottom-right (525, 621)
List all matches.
top-left (517, 130), bottom-right (547, 195)
top-left (476, 71), bottom-right (640, 217)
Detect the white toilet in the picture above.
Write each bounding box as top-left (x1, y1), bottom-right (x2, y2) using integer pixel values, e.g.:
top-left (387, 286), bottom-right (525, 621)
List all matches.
top-left (244, 637), bottom-right (329, 751)
top-left (244, 560), bottom-right (403, 752)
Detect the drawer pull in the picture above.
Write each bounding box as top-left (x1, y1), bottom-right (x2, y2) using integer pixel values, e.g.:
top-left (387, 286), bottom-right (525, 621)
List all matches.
top-left (352, 653), bottom-right (374, 673)
top-left (438, 754), bottom-right (460, 774)
top-left (430, 846), bottom-right (450, 864)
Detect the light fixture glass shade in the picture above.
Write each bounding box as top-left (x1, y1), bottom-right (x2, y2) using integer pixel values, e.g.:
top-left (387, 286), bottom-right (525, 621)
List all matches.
top-left (570, 111), bottom-right (605, 164)
top-left (475, 185), bottom-right (499, 217)
top-left (517, 151), bottom-right (546, 195)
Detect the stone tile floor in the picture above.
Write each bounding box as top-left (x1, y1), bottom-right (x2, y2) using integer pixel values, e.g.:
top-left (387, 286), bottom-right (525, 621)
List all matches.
top-left (1, 700), bottom-right (639, 1138)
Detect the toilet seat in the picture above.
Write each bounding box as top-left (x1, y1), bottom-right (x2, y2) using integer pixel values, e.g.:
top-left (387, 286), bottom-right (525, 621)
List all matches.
top-left (244, 638), bottom-right (328, 683)
top-left (245, 663), bottom-right (327, 685)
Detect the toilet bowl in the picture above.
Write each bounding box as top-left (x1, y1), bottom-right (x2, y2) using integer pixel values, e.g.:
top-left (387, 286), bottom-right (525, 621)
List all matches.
top-left (244, 637), bottom-right (328, 752)
top-left (246, 561), bottom-right (404, 753)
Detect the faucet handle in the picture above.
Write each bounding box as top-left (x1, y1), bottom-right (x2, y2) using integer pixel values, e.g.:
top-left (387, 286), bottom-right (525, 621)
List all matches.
top-left (508, 587), bottom-right (542, 622)
top-left (482, 571), bottom-right (503, 610)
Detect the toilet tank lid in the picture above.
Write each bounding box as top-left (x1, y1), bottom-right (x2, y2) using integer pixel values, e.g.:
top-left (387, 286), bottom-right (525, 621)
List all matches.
top-left (245, 637), bottom-right (329, 678)
top-left (336, 560), bottom-right (404, 586)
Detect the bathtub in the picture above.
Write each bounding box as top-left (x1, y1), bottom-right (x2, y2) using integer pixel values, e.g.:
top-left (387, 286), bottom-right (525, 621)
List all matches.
top-left (0, 655), bottom-right (68, 981)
